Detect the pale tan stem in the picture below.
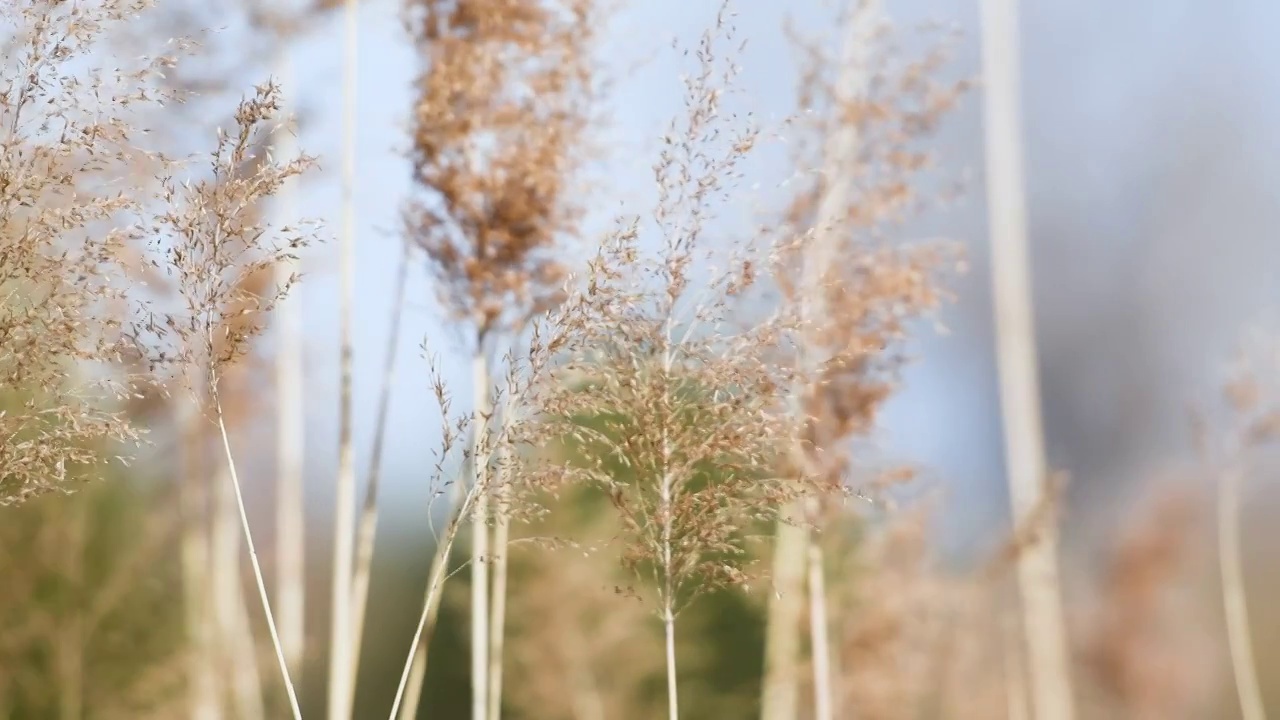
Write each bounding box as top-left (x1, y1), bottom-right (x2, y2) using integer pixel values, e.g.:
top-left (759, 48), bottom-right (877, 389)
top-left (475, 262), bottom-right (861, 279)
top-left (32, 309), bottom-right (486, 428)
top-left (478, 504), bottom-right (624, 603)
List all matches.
top-left (762, 516), bottom-right (806, 720)
top-left (660, 334), bottom-right (678, 720)
top-left (389, 490), bottom-right (478, 720)
top-left (213, 393), bottom-right (303, 719)
top-left (980, 0), bottom-right (1076, 717)
top-left (272, 44), bottom-right (307, 683)
top-left (327, 0), bottom-right (360, 716)
top-left (764, 4), bottom-right (881, 717)
top-left (486, 472), bottom-right (511, 720)
top-left (805, 498), bottom-right (833, 720)
top-left (1219, 462), bottom-right (1266, 720)
top-left (470, 351), bottom-right (493, 720)
top-left (398, 458), bottom-right (475, 720)
top-left (396, 534), bottom-right (454, 720)
top-left (214, 467), bottom-right (266, 720)
top-left (663, 604), bottom-right (679, 720)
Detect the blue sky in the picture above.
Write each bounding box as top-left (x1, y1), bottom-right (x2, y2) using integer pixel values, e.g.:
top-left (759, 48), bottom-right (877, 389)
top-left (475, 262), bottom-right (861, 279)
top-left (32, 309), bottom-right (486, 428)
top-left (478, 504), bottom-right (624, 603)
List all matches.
top-left (265, 0), bottom-right (1280, 561)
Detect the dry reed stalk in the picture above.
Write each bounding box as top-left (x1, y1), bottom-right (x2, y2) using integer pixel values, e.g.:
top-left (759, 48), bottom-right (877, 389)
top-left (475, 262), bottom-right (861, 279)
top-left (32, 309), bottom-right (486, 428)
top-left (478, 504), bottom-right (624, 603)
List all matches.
top-left (388, 349), bottom-right (543, 720)
top-left (208, 266), bottom-right (276, 720)
top-left (486, 438), bottom-right (513, 720)
top-left (765, 3), bottom-right (965, 716)
top-left (399, 0), bottom-right (598, 714)
top-left (805, 510), bottom-right (834, 720)
top-left (144, 83), bottom-right (316, 720)
top-left (270, 42), bottom-right (308, 686)
top-left (393, 359), bottom-right (525, 720)
top-left (762, 517), bottom-right (806, 719)
top-left (213, 463), bottom-right (267, 720)
top-left (385, 361), bottom-right (472, 718)
top-left (512, 7), bottom-right (821, 717)
top-left (1220, 462), bottom-right (1266, 720)
top-left (325, 0), bottom-right (361, 716)
top-left (1210, 338), bottom-right (1280, 720)
top-left (394, 500), bottom-right (460, 720)
top-left (211, 390), bottom-right (303, 719)
top-left (790, 5), bottom-right (885, 715)
top-left (980, 0), bottom-right (1076, 716)
top-left (470, 351), bottom-right (494, 720)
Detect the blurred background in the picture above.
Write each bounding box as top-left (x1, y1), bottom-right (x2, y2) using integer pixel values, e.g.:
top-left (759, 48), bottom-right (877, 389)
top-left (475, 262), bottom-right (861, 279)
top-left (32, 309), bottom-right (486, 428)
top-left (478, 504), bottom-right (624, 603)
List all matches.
top-left (3, 0), bottom-right (1278, 717)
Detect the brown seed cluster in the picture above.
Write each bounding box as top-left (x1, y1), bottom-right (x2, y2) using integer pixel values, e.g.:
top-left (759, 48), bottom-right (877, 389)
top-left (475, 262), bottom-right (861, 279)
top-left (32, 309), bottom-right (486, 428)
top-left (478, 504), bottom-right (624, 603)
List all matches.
top-left (404, 0), bottom-right (598, 340)
top-left (1, 0), bottom-right (314, 504)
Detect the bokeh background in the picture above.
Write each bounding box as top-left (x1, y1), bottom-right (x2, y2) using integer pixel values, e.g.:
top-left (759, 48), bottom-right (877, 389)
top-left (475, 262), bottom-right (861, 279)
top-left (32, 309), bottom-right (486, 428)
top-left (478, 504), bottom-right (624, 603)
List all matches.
top-left (3, 0), bottom-right (1279, 717)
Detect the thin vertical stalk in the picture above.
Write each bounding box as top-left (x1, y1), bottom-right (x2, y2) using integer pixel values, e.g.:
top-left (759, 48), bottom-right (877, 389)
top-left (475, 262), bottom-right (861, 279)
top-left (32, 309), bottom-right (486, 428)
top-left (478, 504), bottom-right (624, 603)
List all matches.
top-left (1219, 462), bottom-right (1266, 720)
top-left (470, 350), bottom-right (493, 720)
top-left (213, 393), bottom-right (304, 720)
top-left (979, 0), bottom-right (1075, 717)
top-left (389, 492), bottom-right (479, 720)
top-left (398, 437), bottom-right (482, 720)
top-left (489, 334), bottom-right (529, 720)
top-left (805, 497), bottom-right (833, 720)
top-left (761, 518), bottom-right (805, 719)
top-left (764, 4), bottom-right (879, 718)
top-left (757, 512), bottom-right (798, 712)
top-left (660, 335), bottom-right (678, 720)
top-left (272, 43), bottom-right (307, 683)
top-left (396, 523), bottom-right (457, 720)
top-left (327, 0), bottom-right (360, 716)
top-left (214, 466), bottom-right (266, 720)
top-left (663, 605), bottom-right (679, 720)
top-left (349, 242), bottom-right (411, 689)
top-left (230, 577), bottom-right (268, 720)
top-left (486, 455), bottom-right (511, 720)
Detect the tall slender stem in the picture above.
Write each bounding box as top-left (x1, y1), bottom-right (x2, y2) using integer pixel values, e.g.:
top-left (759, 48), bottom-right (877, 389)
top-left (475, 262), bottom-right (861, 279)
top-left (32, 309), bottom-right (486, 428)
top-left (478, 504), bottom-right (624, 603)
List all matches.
top-left (214, 394), bottom-right (304, 720)
top-left (1219, 462), bottom-right (1266, 720)
top-left (470, 349), bottom-right (493, 720)
top-left (805, 497), bottom-right (833, 720)
top-left (764, 3), bottom-right (880, 717)
top-left (327, 0), bottom-right (360, 716)
top-left (486, 458), bottom-right (511, 720)
top-left (663, 605), bottom-right (679, 720)
top-left (214, 464), bottom-right (266, 720)
top-left (388, 492), bottom-right (478, 720)
top-left (272, 42), bottom-right (307, 683)
top-left (660, 336), bottom-right (678, 720)
top-left (761, 518), bottom-right (805, 719)
top-left (398, 432), bottom-right (478, 720)
top-left (980, 0), bottom-right (1075, 717)
top-left (395, 531), bottom-right (455, 720)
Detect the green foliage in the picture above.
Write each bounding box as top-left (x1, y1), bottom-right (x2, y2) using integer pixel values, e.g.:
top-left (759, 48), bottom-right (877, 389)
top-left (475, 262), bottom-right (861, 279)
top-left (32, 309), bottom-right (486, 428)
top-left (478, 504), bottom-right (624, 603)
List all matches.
top-left (0, 469), bottom-right (184, 718)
